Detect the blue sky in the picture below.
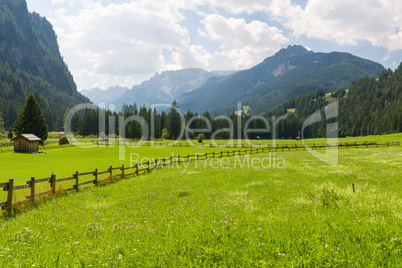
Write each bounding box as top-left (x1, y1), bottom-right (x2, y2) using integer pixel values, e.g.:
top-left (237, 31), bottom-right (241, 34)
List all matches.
top-left (26, 0), bottom-right (402, 91)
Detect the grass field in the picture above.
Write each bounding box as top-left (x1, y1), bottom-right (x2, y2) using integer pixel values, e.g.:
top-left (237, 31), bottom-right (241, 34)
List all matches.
top-left (0, 134), bottom-right (401, 266)
top-left (0, 134), bottom-right (400, 190)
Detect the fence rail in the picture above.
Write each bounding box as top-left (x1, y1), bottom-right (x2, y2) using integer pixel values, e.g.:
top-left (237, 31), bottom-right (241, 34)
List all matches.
top-left (1, 141), bottom-right (399, 216)
top-left (94, 140), bottom-right (400, 149)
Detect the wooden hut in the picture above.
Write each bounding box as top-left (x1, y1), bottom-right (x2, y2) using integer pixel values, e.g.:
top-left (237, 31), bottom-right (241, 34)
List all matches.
top-left (11, 134), bottom-right (42, 153)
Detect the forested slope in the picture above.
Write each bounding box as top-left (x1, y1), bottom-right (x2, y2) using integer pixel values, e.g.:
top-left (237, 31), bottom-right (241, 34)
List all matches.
top-left (265, 64), bottom-right (402, 138)
top-left (0, 0), bottom-right (88, 131)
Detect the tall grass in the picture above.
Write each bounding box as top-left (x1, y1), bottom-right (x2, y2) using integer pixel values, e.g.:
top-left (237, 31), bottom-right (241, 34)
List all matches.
top-left (0, 145), bottom-right (401, 266)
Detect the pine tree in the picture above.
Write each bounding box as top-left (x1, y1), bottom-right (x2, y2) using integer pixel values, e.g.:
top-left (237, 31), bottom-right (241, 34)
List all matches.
top-left (167, 100), bottom-right (183, 140)
top-left (13, 93), bottom-right (48, 140)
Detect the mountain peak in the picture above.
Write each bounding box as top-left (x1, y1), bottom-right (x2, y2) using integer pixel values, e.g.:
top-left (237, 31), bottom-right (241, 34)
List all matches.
top-left (274, 45), bottom-right (311, 58)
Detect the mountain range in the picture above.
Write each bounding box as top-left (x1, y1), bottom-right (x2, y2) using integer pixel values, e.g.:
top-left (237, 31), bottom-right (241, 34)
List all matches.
top-left (82, 69), bottom-right (235, 112)
top-left (83, 45), bottom-right (384, 115)
top-left (81, 86), bottom-right (129, 108)
top-left (180, 45), bottom-right (385, 114)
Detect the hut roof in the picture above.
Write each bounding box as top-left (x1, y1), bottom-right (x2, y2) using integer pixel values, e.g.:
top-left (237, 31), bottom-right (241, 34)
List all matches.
top-left (12, 134), bottom-right (42, 142)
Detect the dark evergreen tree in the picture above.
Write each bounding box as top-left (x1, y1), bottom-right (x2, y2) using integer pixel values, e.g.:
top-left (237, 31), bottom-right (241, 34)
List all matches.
top-left (79, 108), bottom-right (98, 136)
top-left (167, 100), bottom-right (183, 139)
top-left (153, 108), bottom-right (162, 139)
top-left (13, 93), bottom-right (48, 140)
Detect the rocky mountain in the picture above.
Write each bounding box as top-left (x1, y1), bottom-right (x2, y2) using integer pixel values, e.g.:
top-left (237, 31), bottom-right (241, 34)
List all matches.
top-left (180, 45), bottom-right (385, 114)
top-left (81, 86), bottom-right (129, 106)
top-left (83, 68), bottom-right (235, 112)
top-left (0, 0), bottom-right (89, 131)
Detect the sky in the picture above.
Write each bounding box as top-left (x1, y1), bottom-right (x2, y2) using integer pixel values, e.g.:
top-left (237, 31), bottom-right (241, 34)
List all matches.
top-left (26, 0), bottom-right (402, 91)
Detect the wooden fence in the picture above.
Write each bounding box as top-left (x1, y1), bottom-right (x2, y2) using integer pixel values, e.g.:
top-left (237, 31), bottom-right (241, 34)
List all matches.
top-left (1, 141), bottom-right (399, 216)
top-left (96, 140), bottom-right (400, 149)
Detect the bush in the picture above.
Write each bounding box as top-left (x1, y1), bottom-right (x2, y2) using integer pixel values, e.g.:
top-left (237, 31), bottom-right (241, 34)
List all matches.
top-left (162, 129), bottom-right (169, 139)
top-left (59, 136), bottom-right (69, 145)
top-left (197, 134), bottom-right (205, 143)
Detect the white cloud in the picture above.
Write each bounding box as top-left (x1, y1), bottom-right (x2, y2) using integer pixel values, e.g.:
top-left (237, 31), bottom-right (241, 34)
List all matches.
top-left (72, 69), bottom-right (138, 91)
top-left (48, 1), bottom-right (216, 89)
top-left (51, 0), bottom-right (66, 6)
top-left (200, 14), bottom-right (289, 69)
top-left (271, 0), bottom-right (402, 51)
top-left (203, 0), bottom-right (271, 14)
top-left (170, 45), bottom-right (215, 70)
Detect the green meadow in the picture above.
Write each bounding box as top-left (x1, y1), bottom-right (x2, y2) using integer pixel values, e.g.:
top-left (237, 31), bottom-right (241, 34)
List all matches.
top-left (0, 134), bottom-right (401, 266)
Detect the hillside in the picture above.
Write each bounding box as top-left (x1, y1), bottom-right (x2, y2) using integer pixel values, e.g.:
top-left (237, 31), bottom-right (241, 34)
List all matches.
top-left (0, 0), bottom-right (88, 132)
top-left (180, 45), bottom-right (385, 114)
top-left (265, 64), bottom-right (402, 138)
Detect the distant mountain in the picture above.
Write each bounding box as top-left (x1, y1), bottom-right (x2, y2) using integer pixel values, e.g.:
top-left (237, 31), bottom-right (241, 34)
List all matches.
top-left (81, 86), bottom-right (129, 106)
top-left (180, 45), bottom-right (385, 114)
top-left (109, 68), bottom-right (235, 112)
top-left (0, 0), bottom-right (88, 131)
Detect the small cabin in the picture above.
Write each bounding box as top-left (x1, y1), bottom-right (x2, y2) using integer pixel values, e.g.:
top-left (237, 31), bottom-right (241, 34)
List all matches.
top-left (11, 134), bottom-right (42, 153)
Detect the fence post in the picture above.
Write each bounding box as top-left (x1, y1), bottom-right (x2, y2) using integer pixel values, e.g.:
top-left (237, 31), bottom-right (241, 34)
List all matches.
top-left (220, 151), bottom-right (223, 158)
top-left (49, 173), bottom-right (53, 195)
top-left (74, 171), bottom-right (79, 191)
top-left (51, 173), bottom-right (56, 195)
top-left (187, 155), bottom-right (190, 162)
top-left (109, 166), bottom-right (113, 180)
top-left (136, 163), bottom-right (139, 175)
top-left (205, 153), bottom-right (208, 160)
top-left (147, 161), bottom-right (150, 172)
top-left (94, 169), bottom-right (98, 186)
top-left (155, 160), bottom-right (158, 170)
top-left (163, 157), bottom-right (166, 166)
top-left (5, 179), bottom-right (14, 216)
top-left (178, 156), bottom-right (180, 164)
top-left (30, 177), bottom-right (35, 206)
top-left (121, 165), bottom-right (125, 178)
